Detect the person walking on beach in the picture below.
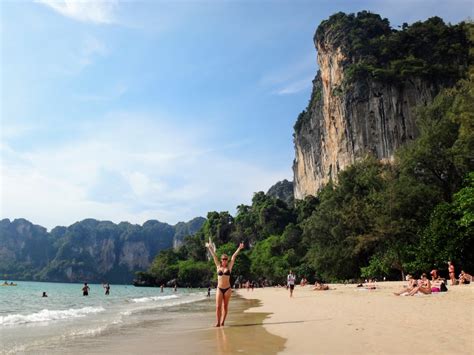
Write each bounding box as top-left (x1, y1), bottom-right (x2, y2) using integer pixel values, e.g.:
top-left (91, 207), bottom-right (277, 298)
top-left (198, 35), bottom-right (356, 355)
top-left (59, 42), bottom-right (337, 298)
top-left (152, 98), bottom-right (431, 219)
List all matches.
top-left (82, 283), bottom-right (90, 296)
top-left (448, 261), bottom-right (456, 285)
top-left (205, 237), bottom-right (244, 327)
top-left (287, 270), bottom-right (296, 297)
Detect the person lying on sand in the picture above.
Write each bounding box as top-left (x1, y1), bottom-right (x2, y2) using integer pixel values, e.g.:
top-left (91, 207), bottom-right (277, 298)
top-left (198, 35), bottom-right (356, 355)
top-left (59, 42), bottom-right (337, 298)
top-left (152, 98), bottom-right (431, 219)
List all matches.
top-left (430, 278), bottom-right (447, 293)
top-left (313, 281), bottom-right (329, 291)
top-left (408, 273), bottom-right (431, 296)
top-left (394, 276), bottom-right (418, 296)
top-left (459, 271), bottom-right (472, 284)
top-left (364, 279), bottom-right (377, 290)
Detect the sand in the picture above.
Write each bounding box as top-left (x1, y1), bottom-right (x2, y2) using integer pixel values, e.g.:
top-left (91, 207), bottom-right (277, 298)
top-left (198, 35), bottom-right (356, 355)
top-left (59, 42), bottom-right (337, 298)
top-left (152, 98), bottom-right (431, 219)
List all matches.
top-left (237, 282), bottom-right (474, 355)
top-left (25, 284), bottom-right (472, 354)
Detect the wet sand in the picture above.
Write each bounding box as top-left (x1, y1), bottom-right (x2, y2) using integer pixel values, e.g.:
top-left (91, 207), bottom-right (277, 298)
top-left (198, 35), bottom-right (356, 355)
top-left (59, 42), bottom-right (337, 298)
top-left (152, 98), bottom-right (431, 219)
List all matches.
top-left (43, 295), bottom-right (285, 355)
top-left (238, 282), bottom-right (474, 355)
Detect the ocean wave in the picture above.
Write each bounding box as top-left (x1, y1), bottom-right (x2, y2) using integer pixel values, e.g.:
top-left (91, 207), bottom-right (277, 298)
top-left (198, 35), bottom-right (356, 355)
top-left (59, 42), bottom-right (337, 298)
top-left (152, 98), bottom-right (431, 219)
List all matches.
top-left (122, 293), bottom-right (207, 315)
top-left (130, 294), bottom-right (179, 303)
top-left (0, 306), bottom-right (105, 326)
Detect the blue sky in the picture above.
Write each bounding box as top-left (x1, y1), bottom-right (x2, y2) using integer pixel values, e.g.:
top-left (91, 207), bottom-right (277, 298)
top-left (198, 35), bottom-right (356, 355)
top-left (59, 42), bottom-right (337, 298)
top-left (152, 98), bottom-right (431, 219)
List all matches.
top-left (1, 0), bottom-right (472, 229)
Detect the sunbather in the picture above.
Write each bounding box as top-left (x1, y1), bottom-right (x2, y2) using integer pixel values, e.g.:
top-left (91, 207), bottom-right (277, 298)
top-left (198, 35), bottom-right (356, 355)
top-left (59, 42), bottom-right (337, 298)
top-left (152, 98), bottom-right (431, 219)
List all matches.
top-left (408, 273), bottom-right (431, 296)
top-left (394, 276), bottom-right (417, 296)
top-left (313, 281), bottom-right (329, 291)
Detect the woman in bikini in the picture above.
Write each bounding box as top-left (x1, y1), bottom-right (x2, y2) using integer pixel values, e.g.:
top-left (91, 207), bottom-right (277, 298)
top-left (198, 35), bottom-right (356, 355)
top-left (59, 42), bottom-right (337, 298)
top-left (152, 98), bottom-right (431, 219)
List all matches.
top-left (394, 275), bottom-right (417, 296)
top-left (206, 239), bottom-right (244, 327)
top-left (408, 273), bottom-right (432, 296)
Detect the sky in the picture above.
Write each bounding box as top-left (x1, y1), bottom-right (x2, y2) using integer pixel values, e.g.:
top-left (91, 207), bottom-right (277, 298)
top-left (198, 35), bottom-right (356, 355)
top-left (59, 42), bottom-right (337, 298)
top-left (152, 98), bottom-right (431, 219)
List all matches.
top-left (1, 0), bottom-right (472, 230)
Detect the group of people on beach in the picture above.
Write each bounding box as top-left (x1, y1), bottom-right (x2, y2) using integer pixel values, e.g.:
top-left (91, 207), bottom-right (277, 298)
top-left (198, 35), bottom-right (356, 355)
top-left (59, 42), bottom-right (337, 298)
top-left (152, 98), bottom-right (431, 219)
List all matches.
top-left (38, 282), bottom-right (111, 298)
top-left (2, 281), bottom-right (17, 286)
top-left (394, 261), bottom-right (472, 296)
top-left (286, 271), bottom-right (329, 296)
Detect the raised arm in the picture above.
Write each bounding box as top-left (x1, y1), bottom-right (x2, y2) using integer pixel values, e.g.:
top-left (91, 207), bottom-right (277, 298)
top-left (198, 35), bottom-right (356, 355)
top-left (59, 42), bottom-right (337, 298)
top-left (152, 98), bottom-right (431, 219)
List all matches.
top-left (205, 238), bottom-right (220, 268)
top-left (229, 243), bottom-right (244, 271)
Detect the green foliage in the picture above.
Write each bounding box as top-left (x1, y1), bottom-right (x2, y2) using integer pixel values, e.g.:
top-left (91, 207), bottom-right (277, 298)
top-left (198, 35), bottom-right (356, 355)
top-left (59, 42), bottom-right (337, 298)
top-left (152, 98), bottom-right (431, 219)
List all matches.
top-left (149, 249), bottom-right (180, 284)
top-left (398, 79), bottom-right (474, 200)
top-left (250, 236), bottom-right (290, 284)
top-left (418, 174), bottom-right (474, 272)
top-left (317, 12), bottom-right (471, 85)
top-left (177, 260), bottom-right (213, 287)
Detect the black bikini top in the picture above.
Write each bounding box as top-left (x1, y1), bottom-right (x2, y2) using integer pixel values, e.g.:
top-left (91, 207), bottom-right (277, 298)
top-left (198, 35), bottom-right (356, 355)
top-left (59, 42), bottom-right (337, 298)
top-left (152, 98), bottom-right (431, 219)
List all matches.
top-left (218, 269), bottom-right (231, 276)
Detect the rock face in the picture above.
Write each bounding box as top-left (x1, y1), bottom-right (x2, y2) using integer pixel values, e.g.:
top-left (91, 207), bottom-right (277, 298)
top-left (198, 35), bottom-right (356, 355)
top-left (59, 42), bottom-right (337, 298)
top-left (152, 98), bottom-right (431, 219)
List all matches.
top-left (292, 13), bottom-right (468, 199)
top-left (173, 217), bottom-right (207, 249)
top-left (0, 217), bottom-right (205, 283)
top-left (266, 179), bottom-right (294, 206)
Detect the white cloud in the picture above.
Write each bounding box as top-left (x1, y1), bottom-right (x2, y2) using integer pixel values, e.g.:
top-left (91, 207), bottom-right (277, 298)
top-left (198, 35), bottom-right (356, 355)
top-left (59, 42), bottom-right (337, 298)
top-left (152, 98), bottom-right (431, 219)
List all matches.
top-left (58, 35), bottom-right (108, 74)
top-left (36, 0), bottom-right (118, 24)
top-left (274, 76), bottom-right (313, 95)
top-left (260, 53), bottom-right (316, 96)
top-left (1, 113), bottom-right (289, 229)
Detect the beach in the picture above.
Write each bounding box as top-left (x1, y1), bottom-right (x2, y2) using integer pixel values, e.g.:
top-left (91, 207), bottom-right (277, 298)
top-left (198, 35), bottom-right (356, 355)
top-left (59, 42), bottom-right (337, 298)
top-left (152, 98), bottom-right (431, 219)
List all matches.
top-left (2, 281), bottom-right (472, 354)
top-left (237, 282), bottom-right (474, 354)
top-left (0, 281), bottom-right (284, 355)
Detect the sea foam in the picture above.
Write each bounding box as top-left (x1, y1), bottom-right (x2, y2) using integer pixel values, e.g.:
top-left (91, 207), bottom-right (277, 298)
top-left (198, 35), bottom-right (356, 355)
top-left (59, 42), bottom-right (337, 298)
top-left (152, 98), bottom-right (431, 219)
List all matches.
top-left (0, 306), bottom-right (105, 326)
top-left (130, 294), bottom-right (179, 303)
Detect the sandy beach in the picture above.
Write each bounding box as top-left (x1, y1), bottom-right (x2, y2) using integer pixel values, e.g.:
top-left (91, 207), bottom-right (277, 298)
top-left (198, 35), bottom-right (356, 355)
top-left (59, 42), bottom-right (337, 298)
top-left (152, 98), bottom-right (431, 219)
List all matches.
top-left (238, 282), bottom-right (473, 355)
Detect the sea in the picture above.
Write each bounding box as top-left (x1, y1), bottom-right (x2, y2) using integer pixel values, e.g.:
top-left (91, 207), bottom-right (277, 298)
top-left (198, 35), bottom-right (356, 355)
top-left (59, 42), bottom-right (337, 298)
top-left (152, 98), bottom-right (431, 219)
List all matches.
top-left (0, 281), bottom-right (210, 354)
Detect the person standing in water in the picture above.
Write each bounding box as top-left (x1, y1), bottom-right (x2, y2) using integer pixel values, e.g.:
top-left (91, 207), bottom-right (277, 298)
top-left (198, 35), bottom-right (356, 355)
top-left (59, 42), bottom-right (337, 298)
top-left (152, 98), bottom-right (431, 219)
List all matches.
top-left (205, 238), bottom-right (244, 327)
top-left (287, 271), bottom-right (296, 297)
top-left (160, 284), bottom-right (164, 293)
top-left (82, 283), bottom-right (90, 296)
top-left (174, 283), bottom-right (177, 292)
top-left (103, 283), bottom-right (110, 295)
top-left (207, 286), bottom-right (211, 297)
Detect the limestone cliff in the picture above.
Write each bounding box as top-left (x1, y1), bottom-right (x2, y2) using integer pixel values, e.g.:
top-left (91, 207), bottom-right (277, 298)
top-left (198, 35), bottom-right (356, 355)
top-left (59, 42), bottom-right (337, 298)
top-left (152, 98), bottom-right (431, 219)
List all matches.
top-left (0, 217), bottom-right (205, 283)
top-left (293, 12), bottom-right (470, 199)
top-left (266, 179), bottom-right (294, 206)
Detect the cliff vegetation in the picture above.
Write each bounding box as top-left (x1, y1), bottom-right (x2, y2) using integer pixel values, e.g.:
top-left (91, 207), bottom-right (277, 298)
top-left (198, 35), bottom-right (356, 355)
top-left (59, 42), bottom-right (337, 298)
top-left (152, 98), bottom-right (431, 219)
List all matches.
top-left (139, 19), bottom-right (473, 284)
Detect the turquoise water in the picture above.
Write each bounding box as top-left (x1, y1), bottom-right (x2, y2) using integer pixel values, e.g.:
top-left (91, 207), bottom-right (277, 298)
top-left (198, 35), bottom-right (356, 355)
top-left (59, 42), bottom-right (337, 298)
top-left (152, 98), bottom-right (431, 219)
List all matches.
top-left (0, 281), bottom-right (210, 354)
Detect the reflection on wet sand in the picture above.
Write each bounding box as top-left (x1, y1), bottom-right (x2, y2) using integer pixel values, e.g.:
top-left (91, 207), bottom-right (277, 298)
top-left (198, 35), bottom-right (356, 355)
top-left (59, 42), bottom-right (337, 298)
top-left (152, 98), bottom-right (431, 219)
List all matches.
top-left (216, 327), bottom-right (230, 354)
top-left (211, 298), bottom-right (285, 354)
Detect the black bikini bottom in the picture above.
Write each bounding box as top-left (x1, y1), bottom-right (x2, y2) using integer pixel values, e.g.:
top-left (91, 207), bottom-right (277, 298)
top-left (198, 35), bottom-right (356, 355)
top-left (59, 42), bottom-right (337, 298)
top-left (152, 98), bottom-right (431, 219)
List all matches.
top-left (218, 287), bottom-right (231, 295)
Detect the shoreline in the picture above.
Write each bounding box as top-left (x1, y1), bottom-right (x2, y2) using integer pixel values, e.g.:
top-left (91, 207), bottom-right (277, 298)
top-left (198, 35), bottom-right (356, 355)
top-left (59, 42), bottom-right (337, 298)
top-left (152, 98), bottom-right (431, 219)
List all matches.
top-left (237, 281), bottom-right (473, 354)
top-left (22, 294), bottom-right (285, 355)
